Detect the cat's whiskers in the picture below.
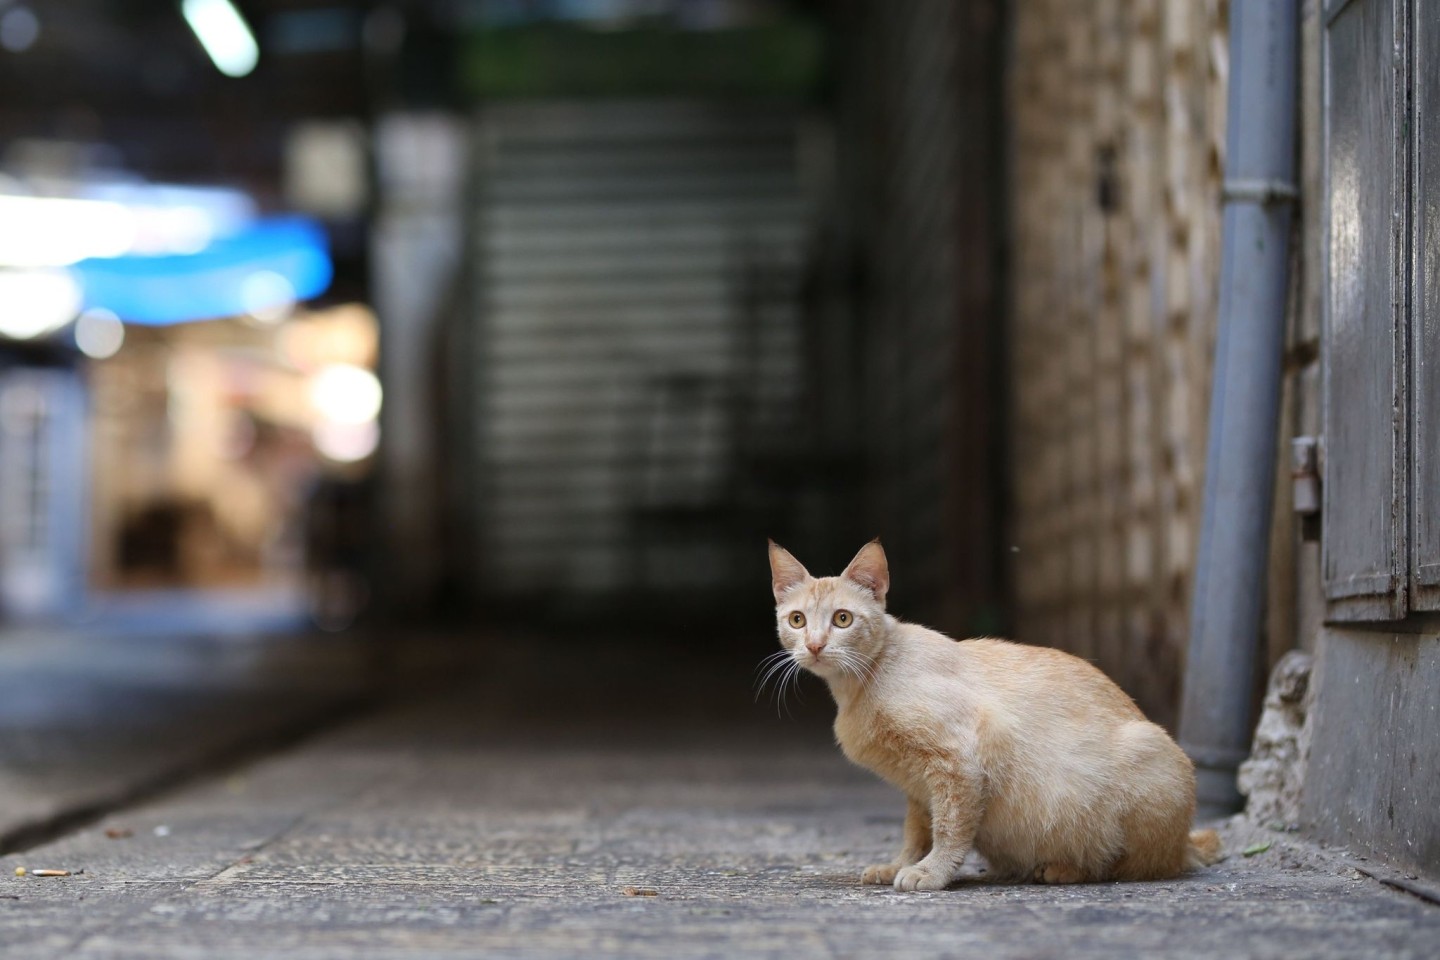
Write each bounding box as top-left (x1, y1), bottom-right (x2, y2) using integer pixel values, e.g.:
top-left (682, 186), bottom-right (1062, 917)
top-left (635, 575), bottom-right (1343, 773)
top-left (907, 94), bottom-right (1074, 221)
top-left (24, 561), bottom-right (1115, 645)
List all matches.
top-left (848, 648), bottom-right (880, 685)
top-left (818, 645), bottom-right (878, 688)
top-left (838, 649), bottom-right (874, 686)
top-left (774, 658), bottom-right (803, 718)
top-left (754, 650), bottom-right (794, 702)
top-left (754, 649), bottom-right (789, 679)
top-left (788, 658), bottom-right (807, 703)
top-left (754, 649), bottom-right (807, 717)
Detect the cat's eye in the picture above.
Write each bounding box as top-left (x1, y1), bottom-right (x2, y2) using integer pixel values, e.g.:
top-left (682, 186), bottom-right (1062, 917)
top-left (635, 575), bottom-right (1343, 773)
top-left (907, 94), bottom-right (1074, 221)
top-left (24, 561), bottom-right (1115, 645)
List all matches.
top-left (832, 610), bottom-right (853, 628)
top-left (787, 611), bottom-right (806, 629)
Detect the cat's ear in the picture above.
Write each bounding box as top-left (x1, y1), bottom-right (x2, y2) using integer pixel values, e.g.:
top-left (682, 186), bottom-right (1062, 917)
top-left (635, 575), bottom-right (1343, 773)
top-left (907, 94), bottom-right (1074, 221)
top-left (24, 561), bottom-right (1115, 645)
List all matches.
top-left (842, 539), bottom-right (889, 605)
top-left (768, 540), bottom-right (811, 602)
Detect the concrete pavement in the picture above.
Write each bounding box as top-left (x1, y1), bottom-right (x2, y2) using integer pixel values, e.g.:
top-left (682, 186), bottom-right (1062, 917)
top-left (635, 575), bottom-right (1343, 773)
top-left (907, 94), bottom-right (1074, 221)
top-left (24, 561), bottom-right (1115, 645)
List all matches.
top-left (1, 637), bottom-right (1436, 958)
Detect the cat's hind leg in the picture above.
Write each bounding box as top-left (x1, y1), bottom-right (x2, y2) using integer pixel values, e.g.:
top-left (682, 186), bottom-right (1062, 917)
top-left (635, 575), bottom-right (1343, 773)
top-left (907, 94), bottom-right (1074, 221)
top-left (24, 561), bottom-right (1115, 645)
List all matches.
top-left (1106, 722), bottom-right (1194, 881)
top-left (1033, 862), bottom-right (1089, 884)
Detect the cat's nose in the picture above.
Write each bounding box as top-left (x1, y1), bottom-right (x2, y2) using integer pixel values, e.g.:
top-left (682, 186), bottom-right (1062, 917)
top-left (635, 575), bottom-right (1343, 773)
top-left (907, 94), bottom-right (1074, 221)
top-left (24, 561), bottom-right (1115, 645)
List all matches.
top-left (805, 638), bottom-right (826, 656)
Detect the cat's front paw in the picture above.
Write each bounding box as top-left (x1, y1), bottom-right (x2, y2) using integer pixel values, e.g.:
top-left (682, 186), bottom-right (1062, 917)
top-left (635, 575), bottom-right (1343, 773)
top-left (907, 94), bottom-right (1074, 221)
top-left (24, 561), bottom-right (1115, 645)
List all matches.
top-left (893, 864), bottom-right (951, 892)
top-left (860, 863), bottom-right (899, 885)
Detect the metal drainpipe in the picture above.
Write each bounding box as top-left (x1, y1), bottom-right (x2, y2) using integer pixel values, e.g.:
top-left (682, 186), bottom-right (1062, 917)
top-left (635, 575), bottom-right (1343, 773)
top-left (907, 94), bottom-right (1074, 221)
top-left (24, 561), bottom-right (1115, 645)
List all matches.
top-left (1178, 0), bottom-right (1299, 819)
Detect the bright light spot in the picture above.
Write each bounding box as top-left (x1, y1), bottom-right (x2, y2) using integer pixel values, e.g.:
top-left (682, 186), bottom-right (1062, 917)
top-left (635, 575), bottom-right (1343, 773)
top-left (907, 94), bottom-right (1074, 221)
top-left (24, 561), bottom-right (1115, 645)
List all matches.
top-left (182, 0), bottom-right (259, 78)
top-left (75, 308), bottom-right (125, 359)
top-left (241, 270), bottom-right (296, 324)
top-left (133, 204), bottom-right (215, 255)
top-left (0, 269), bottom-right (82, 339)
top-left (0, 6), bottom-right (39, 53)
top-left (313, 420), bottom-right (380, 463)
top-left (309, 364), bottom-right (382, 425)
top-left (0, 195), bottom-right (137, 267)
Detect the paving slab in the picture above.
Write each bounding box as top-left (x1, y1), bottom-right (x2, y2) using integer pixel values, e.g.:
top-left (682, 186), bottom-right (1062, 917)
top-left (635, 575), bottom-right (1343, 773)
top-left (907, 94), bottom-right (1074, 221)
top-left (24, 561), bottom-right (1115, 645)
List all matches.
top-left (1, 641), bottom-right (1436, 959)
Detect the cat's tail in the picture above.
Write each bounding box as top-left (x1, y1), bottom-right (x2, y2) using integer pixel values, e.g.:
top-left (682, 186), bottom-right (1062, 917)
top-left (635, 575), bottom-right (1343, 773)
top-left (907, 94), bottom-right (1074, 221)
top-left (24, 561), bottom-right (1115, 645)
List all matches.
top-left (1187, 828), bottom-right (1223, 868)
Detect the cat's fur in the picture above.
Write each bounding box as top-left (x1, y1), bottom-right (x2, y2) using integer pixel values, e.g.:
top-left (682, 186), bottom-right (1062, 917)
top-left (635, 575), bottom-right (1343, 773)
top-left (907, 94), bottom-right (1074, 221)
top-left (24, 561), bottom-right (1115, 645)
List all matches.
top-left (768, 539), bottom-right (1222, 890)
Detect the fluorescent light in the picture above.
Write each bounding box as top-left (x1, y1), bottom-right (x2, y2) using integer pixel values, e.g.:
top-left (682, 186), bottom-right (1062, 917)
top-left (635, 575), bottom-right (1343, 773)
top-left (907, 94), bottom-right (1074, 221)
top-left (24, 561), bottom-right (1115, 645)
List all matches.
top-left (0, 195), bottom-right (137, 267)
top-left (181, 0), bottom-right (259, 78)
top-left (0, 269), bottom-right (83, 340)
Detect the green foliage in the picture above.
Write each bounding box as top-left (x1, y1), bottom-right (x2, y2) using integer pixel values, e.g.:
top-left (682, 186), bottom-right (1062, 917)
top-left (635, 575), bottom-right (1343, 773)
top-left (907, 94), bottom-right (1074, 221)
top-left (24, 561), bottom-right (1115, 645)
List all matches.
top-left (460, 22), bottom-right (825, 100)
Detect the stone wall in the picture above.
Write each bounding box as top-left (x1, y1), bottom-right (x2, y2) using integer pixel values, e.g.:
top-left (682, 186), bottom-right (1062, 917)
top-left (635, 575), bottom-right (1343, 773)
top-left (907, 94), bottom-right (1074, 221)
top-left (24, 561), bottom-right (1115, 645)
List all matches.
top-left (1006, 0), bottom-right (1229, 726)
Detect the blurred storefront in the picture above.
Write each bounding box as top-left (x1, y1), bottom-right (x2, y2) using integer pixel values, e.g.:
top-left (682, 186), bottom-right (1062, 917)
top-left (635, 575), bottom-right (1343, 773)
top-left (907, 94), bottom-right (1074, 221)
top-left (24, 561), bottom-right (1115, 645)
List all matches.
top-left (0, 173), bottom-right (377, 631)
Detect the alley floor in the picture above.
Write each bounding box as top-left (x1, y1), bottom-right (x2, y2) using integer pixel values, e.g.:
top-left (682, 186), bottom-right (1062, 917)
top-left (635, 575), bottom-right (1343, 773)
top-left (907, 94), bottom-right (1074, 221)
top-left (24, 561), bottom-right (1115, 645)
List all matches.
top-left (0, 626), bottom-right (374, 853)
top-left (1, 635), bottom-right (1437, 959)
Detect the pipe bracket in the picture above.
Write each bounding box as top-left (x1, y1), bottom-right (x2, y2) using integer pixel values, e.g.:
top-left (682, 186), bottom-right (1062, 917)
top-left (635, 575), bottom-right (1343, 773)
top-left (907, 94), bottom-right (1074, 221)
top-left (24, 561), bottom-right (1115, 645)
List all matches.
top-left (1222, 178), bottom-right (1300, 205)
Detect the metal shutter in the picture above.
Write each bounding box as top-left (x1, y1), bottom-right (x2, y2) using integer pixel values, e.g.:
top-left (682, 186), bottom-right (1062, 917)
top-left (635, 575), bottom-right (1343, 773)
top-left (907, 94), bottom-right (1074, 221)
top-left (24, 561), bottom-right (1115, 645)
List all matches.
top-left (468, 101), bottom-right (811, 601)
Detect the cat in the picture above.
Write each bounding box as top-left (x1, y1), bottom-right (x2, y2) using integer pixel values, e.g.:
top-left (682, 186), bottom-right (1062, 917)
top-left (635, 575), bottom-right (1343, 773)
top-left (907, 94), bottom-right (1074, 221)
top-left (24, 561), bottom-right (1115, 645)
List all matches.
top-left (767, 538), bottom-right (1222, 890)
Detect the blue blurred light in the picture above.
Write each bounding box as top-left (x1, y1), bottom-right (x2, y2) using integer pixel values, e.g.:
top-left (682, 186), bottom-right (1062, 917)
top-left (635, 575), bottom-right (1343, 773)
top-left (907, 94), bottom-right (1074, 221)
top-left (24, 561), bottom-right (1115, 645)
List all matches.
top-left (72, 218), bottom-right (332, 326)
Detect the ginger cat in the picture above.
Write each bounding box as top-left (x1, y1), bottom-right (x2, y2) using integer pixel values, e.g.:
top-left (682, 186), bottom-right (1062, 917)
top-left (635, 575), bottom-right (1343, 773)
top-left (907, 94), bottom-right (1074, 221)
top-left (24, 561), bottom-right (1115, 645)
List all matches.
top-left (768, 539), bottom-right (1221, 890)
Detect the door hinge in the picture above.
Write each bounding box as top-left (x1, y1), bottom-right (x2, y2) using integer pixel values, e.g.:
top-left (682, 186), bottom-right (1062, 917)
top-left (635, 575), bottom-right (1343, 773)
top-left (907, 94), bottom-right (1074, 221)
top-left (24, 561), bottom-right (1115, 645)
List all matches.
top-left (1292, 436), bottom-right (1321, 542)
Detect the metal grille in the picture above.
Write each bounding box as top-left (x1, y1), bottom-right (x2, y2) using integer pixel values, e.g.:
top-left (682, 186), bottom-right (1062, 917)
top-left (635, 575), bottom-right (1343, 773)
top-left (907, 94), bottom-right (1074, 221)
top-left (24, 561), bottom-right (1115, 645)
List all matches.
top-left (467, 101), bottom-right (812, 601)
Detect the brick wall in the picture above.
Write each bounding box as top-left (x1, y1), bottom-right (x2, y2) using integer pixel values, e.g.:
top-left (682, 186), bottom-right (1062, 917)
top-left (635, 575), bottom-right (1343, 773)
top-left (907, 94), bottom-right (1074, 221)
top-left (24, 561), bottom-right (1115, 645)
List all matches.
top-left (1007, 0), bottom-right (1229, 727)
